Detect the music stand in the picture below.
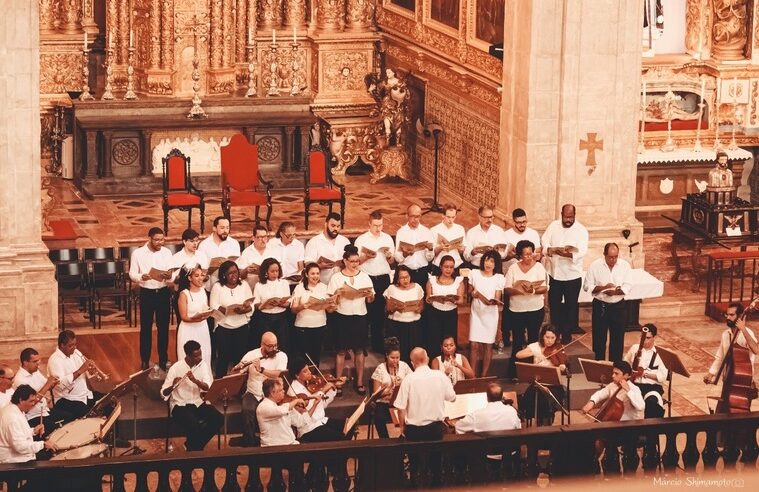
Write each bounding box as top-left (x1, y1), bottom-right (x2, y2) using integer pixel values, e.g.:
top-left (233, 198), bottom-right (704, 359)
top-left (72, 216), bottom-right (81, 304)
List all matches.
top-left (655, 346), bottom-right (691, 418)
top-left (88, 367), bottom-right (152, 456)
top-left (347, 387), bottom-right (384, 437)
top-left (515, 362), bottom-right (563, 427)
top-left (453, 376), bottom-right (497, 394)
top-left (204, 372), bottom-right (246, 448)
top-left (578, 358), bottom-right (614, 387)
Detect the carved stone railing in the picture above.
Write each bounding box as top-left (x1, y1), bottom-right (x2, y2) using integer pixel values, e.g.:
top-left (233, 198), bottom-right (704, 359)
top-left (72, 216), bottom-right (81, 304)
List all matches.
top-left (0, 413), bottom-right (757, 490)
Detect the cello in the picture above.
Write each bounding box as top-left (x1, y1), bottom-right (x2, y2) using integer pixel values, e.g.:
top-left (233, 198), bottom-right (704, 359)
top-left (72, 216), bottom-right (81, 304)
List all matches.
top-left (709, 298), bottom-right (759, 414)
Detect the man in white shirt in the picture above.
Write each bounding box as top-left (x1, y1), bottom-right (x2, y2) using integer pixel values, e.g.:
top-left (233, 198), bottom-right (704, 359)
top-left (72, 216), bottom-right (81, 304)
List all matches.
top-left (237, 224), bottom-right (277, 290)
top-left (623, 323), bottom-right (668, 418)
top-left (47, 330), bottom-right (100, 423)
top-left (542, 204), bottom-right (588, 344)
top-left (0, 385), bottom-right (56, 463)
top-left (455, 383), bottom-right (521, 434)
top-left (394, 205), bottom-right (435, 289)
top-left (171, 228), bottom-right (209, 281)
top-left (394, 347), bottom-right (456, 486)
top-left (269, 221), bottom-right (305, 289)
top-left (129, 226), bottom-right (174, 370)
top-left (0, 366), bottom-right (14, 410)
top-left (703, 303), bottom-right (759, 403)
top-left (161, 340), bottom-right (222, 451)
top-left (12, 348), bottom-right (60, 432)
top-left (198, 216), bottom-right (241, 289)
top-left (582, 360), bottom-right (644, 421)
top-left (584, 243), bottom-right (632, 361)
top-left (464, 205), bottom-right (508, 270)
top-left (430, 204), bottom-right (466, 273)
top-left (233, 331), bottom-right (288, 446)
top-left (305, 212), bottom-right (351, 285)
top-left (355, 211), bottom-right (396, 352)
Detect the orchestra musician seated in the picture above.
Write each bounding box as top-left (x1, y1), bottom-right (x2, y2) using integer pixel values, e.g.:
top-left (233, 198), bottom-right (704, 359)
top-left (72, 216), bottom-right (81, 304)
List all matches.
top-left (233, 331), bottom-right (288, 447)
top-left (289, 359), bottom-right (350, 491)
top-left (623, 323), bottom-right (668, 418)
top-left (514, 326), bottom-right (567, 426)
top-left (257, 378), bottom-right (308, 490)
top-left (0, 385), bottom-right (57, 463)
top-left (47, 330), bottom-right (105, 424)
top-left (12, 348), bottom-right (61, 435)
top-left (431, 336), bottom-right (475, 385)
top-left (161, 340), bottom-right (222, 451)
top-left (371, 337), bottom-right (412, 439)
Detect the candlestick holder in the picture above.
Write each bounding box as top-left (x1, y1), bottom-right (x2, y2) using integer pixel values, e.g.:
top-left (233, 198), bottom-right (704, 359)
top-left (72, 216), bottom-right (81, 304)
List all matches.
top-left (267, 42), bottom-right (280, 97)
top-left (187, 41), bottom-right (207, 119)
top-left (289, 41), bottom-right (301, 96)
top-left (79, 49), bottom-right (94, 101)
top-left (246, 43), bottom-right (258, 97)
top-left (659, 89), bottom-right (680, 152)
top-left (693, 101), bottom-right (705, 152)
top-left (101, 48), bottom-right (115, 100)
top-left (124, 46), bottom-right (137, 100)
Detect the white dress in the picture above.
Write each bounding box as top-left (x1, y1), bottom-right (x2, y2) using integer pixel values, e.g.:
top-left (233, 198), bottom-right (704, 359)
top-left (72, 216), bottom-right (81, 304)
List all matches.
top-left (177, 288), bottom-right (212, 361)
top-left (468, 269), bottom-right (504, 344)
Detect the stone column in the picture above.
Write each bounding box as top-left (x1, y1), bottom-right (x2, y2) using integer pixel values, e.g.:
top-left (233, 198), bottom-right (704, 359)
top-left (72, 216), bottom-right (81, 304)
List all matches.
top-left (0, 0), bottom-right (58, 358)
top-left (498, 0), bottom-right (644, 266)
top-left (149, 0), bottom-right (161, 69)
top-left (316, 0), bottom-right (344, 32)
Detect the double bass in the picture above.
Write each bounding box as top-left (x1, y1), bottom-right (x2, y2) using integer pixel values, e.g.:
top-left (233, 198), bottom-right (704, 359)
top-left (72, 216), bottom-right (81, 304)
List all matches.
top-left (630, 325), bottom-right (650, 381)
top-left (709, 298), bottom-right (759, 414)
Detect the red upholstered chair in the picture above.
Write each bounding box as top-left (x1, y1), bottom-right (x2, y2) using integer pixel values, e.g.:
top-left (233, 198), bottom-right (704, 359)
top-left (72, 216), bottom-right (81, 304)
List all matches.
top-left (220, 134), bottom-right (273, 227)
top-left (162, 148), bottom-right (205, 234)
top-left (304, 150), bottom-right (345, 229)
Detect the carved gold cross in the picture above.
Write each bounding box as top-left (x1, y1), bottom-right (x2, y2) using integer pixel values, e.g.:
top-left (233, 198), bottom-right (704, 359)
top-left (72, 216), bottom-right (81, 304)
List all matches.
top-left (579, 133), bottom-right (603, 167)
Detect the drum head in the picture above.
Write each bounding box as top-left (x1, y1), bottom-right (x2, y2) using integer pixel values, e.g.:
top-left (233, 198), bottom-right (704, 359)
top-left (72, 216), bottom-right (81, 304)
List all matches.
top-left (51, 443), bottom-right (108, 461)
top-left (47, 417), bottom-right (104, 450)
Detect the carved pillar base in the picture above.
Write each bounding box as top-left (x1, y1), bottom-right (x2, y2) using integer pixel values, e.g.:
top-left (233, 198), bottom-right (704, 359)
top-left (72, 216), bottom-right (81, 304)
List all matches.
top-left (207, 68), bottom-right (237, 94)
top-left (145, 71), bottom-right (174, 95)
top-left (315, 112), bottom-right (383, 176)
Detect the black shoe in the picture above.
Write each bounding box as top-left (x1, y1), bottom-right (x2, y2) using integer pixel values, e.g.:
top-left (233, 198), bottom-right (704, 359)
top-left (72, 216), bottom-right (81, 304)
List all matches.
top-left (140, 361), bottom-right (149, 371)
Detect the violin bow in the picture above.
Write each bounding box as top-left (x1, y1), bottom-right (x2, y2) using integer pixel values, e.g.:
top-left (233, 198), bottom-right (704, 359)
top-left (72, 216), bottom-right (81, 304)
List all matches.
top-left (543, 333), bottom-right (588, 360)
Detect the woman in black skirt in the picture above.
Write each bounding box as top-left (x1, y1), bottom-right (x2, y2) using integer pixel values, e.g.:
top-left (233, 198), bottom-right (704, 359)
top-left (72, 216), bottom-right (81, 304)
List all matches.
top-left (424, 255), bottom-right (465, 358)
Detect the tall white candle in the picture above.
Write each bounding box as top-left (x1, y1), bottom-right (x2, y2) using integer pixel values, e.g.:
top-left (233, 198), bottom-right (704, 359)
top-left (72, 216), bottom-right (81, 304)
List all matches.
top-left (293, 25), bottom-right (297, 44)
top-left (272, 29), bottom-right (276, 45)
top-left (248, 29), bottom-right (253, 45)
top-left (130, 30), bottom-right (134, 48)
top-left (84, 32), bottom-right (88, 50)
top-left (700, 77), bottom-right (705, 102)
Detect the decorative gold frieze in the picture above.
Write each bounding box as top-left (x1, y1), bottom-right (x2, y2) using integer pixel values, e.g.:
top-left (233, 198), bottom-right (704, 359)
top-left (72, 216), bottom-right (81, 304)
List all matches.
top-left (40, 53), bottom-right (82, 94)
top-left (322, 51), bottom-right (370, 92)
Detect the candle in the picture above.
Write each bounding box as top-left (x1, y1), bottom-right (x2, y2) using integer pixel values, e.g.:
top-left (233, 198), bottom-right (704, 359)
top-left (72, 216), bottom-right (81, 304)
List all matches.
top-left (83, 32), bottom-right (87, 50)
top-left (272, 29), bottom-right (276, 45)
top-left (248, 29), bottom-right (253, 45)
top-left (700, 77), bottom-right (705, 102)
top-left (293, 25), bottom-right (297, 44)
top-left (130, 30), bottom-right (134, 48)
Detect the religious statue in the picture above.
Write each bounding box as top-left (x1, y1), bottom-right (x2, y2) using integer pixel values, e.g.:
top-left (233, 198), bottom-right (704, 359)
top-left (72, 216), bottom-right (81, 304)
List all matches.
top-left (366, 68), bottom-right (411, 147)
top-left (707, 151), bottom-right (734, 189)
top-left (310, 120), bottom-right (322, 149)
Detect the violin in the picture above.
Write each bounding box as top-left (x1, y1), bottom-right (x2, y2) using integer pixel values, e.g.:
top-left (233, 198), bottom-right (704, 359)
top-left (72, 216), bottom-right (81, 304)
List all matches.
top-left (543, 342), bottom-right (567, 367)
top-left (305, 371), bottom-right (346, 394)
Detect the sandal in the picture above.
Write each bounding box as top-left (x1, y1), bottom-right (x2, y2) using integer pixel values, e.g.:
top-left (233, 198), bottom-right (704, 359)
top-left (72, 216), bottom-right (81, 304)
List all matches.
top-left (356, 385), bottom-right (366, 395)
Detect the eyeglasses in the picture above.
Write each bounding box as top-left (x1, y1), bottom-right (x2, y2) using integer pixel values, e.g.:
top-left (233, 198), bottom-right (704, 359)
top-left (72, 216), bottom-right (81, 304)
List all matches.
top-left (480, 215), bottom-right (494, 219)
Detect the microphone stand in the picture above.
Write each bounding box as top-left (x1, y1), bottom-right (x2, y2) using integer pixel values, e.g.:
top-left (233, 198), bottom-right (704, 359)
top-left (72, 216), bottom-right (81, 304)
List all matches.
top-left (422, 129), bottom-right (444, 215)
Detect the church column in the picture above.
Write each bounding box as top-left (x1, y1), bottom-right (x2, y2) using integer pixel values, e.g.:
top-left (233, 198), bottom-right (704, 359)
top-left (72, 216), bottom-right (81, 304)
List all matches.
top-left (81, 0), bottom-right (97, 31)
top-left (222, 0), bottom-right (234, 67)
top-left (0, 0), bottom-right (58, 358)
top-left (284, 126), bottom-right (296, 171)
top-left (39, 0), bottom-right (58, 33)
top-left (62, 0), bottom-right (82, 33)
top-left (236, 0), bottom-right (247, 63)
top-left (345, 0), bottom-right (373, 31)
top-left (260, 0), bottom-right (283, 30)
top-left (284, 0), bottom-right (307, 29)
top-left (210, 0), bottom-right (223, 69)
top-left (248, 0), bottom-right (258, 33)
top-left (315, 0), bottom-right (344, 32)
top-left (148, 0), bottom-right (161, 69)
top-left (499, 0), bottom-right (644, 265)
top-left (117, 0), bottom-right (128, 65)
top-left (160, 0), bottom-right (174, 70)
top-left (102, 131), bottom-right (114, 178)
top-left (140, 130), bottom-right (153, 176)
top-left (711, 0), bottom-right (748, 60)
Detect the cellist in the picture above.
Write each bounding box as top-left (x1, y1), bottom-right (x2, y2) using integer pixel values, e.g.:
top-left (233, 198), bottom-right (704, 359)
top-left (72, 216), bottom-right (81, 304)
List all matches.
top-left (581, 361), bottom-right (644, 421)
top-left (703, 303), bottom-right (759, 387)
top-left (623, 323), bottom-right (668, 418)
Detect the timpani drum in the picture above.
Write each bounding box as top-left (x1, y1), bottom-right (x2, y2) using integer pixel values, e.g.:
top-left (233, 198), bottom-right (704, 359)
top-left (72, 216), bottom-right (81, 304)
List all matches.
top-left (50, 443), bottom-right (109, 461)
top-left (47, 417), bottom-right (106, 451)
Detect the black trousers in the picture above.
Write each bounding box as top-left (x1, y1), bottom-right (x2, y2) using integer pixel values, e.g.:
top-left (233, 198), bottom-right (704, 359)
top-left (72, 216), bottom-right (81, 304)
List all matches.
top-left (508, 308), bottom-right (544, 378)
top-left (405, 421), bottom-right (445, 485)
top-left (407, 266), bottom-right (430, 296)
top-left (385, 319), bottom-right (420, 363)
top-left (591, 299), bottom-right (627, 361)
top-left (139, 287), bottom-right (170, 367)
top-left (547, 277), bottom-right (582, 342)
top-left (171, 403), bottom-right (223, 451)
top-left (255, 311), bottom-right (290, 353)
top-left (637, 383), bottom-right (665, 418)
top-left (300, 419), bottom-right (349, 485)
top-left (368, 274), bottom-right (391, 352)
top-left (294, 325), bottom-right (326, 366)
top-left (52, 393), bottom-right (103, 424)
top-left (425, 306), bottom-right (458, 359)
top-left (241, 392), bottom-right (261, 446)
top-left (372, 402), bottom-right (393, 439)
top-left (214, 324), bottom-right (249, 378)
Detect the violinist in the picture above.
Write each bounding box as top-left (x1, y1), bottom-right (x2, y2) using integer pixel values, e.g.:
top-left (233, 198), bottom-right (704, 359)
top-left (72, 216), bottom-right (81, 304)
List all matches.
top-left (623, 323), bottom-right (668, 418)
top-left (703, 303), bottom-right (759, 385)
top-left (581, 360), bottom-right (644, 421)
top-left (0, 385), bottom-right (57, 463)
top-left (431, 336), bottom-right (475, 385)
top-left (371, 337), bottom-right (413, 439)
top-left (515, 326), bottom-right (567, 426)
top-left (235, 331), bottom-right (288, 447)
top-left (0, 366), bottom-right (13, 409)
top-left (289, 359), bottom-right (351, 491)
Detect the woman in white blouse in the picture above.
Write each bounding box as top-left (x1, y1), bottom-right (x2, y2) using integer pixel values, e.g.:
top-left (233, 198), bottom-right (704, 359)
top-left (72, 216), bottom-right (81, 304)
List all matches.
top-left (425, 255), bottom-right (465, 358)
top-left (291, 262), bottom-right (336, 365)
top-left (515, 325), bottom-right (566, 426)
top-left (210, 261), bottom-right (253, 377)
top-left (253, 258), bottom-right (292, 352)
top-left (384, 265), bottom-right (424, 362)
top-left (431, 335), bottom-right (475, 385)
top-left (370, 337), bottom-right (412, 438)
top-left (468, 250), bottom-right (504, 377)
top-left (327, 245), bottom-right (375, 395)
top-left (176, 263), bottom-right (213, 362)
top-left (504, 239), bottom-right (549, 376)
